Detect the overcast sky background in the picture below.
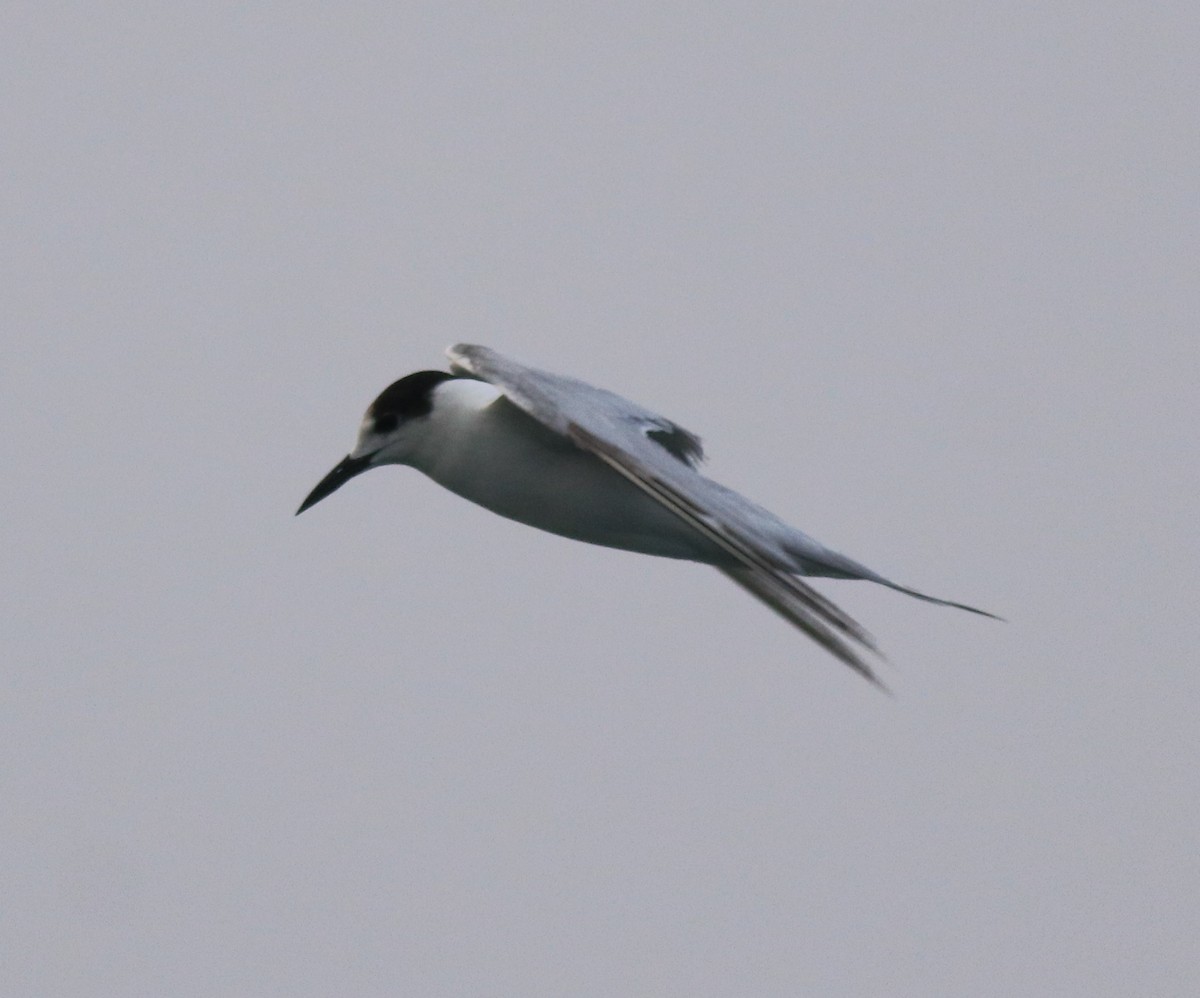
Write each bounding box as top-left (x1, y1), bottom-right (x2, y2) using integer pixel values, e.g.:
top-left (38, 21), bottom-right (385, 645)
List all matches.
top-left (4, 4), bottom-right (1197, 995)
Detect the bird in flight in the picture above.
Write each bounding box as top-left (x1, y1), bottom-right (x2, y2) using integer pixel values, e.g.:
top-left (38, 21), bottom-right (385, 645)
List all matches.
top-left (298, 345), bottom-right (997, 687)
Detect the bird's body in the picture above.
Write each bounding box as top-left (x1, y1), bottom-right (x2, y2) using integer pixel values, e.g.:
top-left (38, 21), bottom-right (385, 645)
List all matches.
top-left (404, 379), bottom-right (731, 563)
top-left (298, 345), bottom-right (997, 686)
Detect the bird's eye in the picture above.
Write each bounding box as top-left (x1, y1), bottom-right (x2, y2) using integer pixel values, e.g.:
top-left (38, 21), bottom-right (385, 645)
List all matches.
top-left (373, 413), bottom-right (399, 434)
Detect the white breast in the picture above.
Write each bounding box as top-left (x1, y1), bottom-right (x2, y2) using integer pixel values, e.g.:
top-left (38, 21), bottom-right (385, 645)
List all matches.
top-left (410, 380), bottom-right (722, 563)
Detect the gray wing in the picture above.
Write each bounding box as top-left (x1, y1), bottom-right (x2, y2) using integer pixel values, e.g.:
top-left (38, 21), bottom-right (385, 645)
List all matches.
top-left (449, 344), bottom-right (705, 467)
top-left (447, 344), bottom-right (886, 688)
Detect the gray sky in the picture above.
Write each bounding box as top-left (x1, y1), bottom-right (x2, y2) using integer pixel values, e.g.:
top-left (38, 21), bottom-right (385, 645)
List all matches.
top-left (4, 4), bottom-right (1197, 995)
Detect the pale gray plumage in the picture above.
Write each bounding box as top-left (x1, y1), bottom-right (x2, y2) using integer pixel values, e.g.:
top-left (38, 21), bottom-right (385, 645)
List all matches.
top-left (298, 344), bottom-right (998, 688)
top-left (446, 345), bottom-right (997, 687)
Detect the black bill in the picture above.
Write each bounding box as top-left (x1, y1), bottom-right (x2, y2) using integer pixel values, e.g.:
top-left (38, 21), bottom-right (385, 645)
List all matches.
top-left (295, 454), bottom-right (372, 515)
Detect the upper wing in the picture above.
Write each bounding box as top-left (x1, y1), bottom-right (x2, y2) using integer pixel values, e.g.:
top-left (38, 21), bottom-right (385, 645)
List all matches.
top-left (447, 344), bottom-right (886, 688)
top-left (449, 344), bottom-right (704, 468)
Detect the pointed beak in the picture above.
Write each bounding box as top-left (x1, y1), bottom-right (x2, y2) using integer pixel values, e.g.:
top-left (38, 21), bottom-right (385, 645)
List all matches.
top-left (296, 454), bottom-right (373, 515)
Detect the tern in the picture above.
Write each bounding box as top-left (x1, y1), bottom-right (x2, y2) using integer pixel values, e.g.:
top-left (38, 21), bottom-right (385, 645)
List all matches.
top-left (298, 345), bottom-right (997, 687)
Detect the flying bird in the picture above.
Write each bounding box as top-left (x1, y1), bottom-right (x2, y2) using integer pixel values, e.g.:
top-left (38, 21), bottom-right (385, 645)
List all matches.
top-left (298, 345), bottom-right (997, 687)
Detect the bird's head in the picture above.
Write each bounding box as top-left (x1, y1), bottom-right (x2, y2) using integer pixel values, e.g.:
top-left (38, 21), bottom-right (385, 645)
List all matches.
top-left (296, 370), bottom-right (456, 515)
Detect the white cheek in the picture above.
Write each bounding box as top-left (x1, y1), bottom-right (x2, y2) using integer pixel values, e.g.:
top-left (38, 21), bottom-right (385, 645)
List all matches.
top-left (352, 425), bottom-right (415, 466)
top-left (350, 426), bottom-right (382, 460)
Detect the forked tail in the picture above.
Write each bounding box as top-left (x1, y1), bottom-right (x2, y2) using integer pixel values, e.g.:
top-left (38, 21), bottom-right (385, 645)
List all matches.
top-left (787, 547), bottom-right (1003, 621)
top-left (875, 579), bottom-right (1003, 620)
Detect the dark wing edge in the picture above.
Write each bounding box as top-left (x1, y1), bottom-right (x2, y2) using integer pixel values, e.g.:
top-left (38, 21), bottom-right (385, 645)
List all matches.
top-left (568, 423), bottom-right (889, 691)
top-left (644, 424), bottom-right (705, 468)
